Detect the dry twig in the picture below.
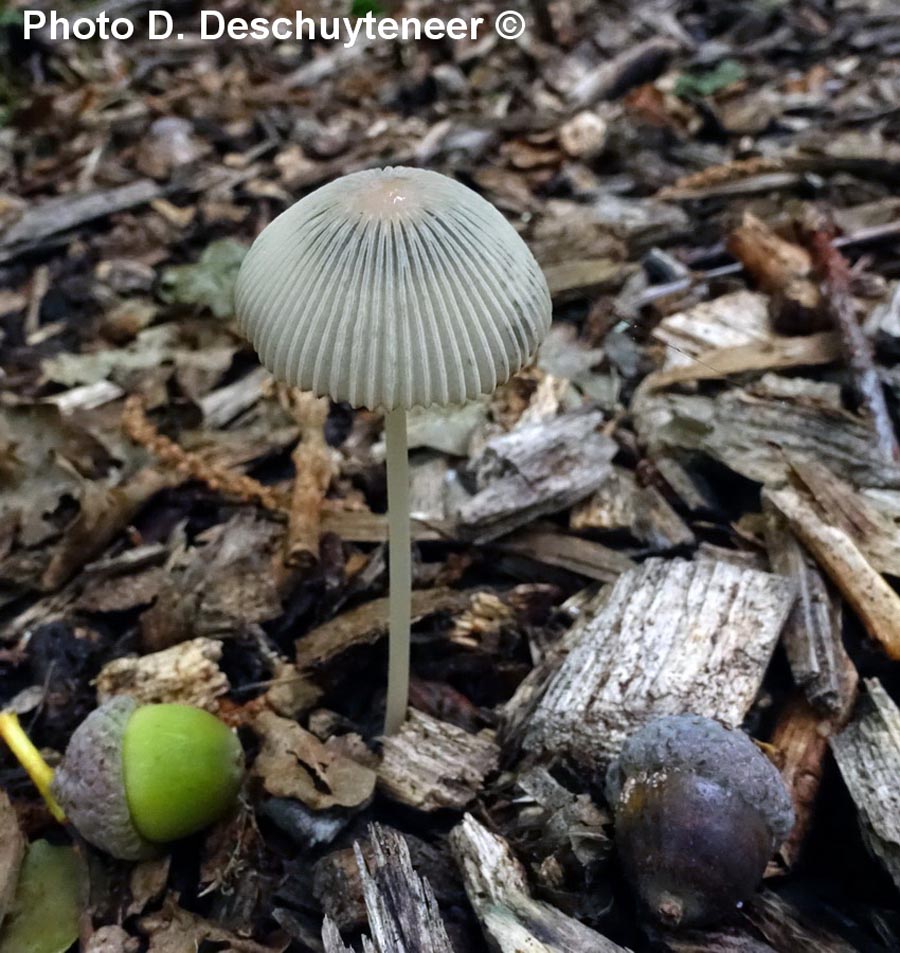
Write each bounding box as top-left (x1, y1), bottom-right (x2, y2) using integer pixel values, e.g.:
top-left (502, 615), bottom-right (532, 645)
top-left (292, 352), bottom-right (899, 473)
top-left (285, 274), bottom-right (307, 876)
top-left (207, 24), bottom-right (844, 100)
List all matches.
top-left (122, 395), bottom-right (285, 512)
top-left (802, 216), bottom-right (900, 463)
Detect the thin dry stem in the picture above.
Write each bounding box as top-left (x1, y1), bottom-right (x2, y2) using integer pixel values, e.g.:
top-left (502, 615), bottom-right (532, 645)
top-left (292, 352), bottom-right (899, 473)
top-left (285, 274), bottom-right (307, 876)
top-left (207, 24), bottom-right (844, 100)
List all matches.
top-left (121, 395), bottom-right (285, 512)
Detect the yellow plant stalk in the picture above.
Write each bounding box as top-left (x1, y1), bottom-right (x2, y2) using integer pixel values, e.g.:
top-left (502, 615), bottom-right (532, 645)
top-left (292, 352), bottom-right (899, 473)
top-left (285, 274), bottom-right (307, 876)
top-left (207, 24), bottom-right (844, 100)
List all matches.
top-left (0, 711), bottom-right (67, 823)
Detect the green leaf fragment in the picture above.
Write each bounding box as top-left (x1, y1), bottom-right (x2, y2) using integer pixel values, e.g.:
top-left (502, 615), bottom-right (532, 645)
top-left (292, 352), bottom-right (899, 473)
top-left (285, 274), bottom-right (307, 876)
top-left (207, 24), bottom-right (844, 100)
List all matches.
top-left (0, 841), bottom-right (84, 953)
top-left (675, 59), bottom-right (746, 99)
top-left (159, 239), bottom-right (248, 318)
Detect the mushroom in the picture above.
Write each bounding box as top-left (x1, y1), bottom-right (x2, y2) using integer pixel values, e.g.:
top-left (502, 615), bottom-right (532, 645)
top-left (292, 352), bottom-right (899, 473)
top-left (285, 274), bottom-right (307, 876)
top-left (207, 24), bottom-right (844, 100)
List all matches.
top-left (234, 167), bottom-right (551, 732)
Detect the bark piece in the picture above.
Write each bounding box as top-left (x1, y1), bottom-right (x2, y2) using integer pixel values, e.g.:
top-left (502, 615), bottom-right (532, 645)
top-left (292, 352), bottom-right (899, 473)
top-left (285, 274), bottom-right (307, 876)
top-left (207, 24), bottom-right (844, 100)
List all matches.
top-left (804, 220), bottom-right (899, 463)
top-left (315, 833), bottom-right (465, 933)
top-left (95, 636), bottom-right (229, 710)
top-left (320, 506), bottom-right (447, 543)
top-left (296, 588), bottom-right (472, 672)
top-left (543, 258), bottom-right (633, 301)
top-left (520, 558), bottom-right (794, 766)
top-left (455, 409), bottom-right (617, 543)
top-left (764, 486), bottom-right (900, 659)
top-left (448, 813), bottom-right (629, 953)
top-left (321, 825), bottom-right (453, 953)
top-left (770, 696), bottom-right (836, 869)
top-left (789, 457), bottom-right (900, 577)
top-left (635, 387), bottom-right (900, 489)
top-left (252, 710), bottom-right (376, 811)
top-left (744, 891), bottom-right (858, 952)
top-left (284, 393), bottom-right (335, 565)
top-left (726, 213), bottom-right (825, 333)
top-left (495, 528), bottom-right (636, 582)
top-left (570, 467), bottom-right (694, 550)
top-left (640, 333), bottom-right (841, 394)
top-left (377, 709), bottom-right (499, 812)
top-left (0, 180), bottom-right (162, 261)
top-left (652, 290), bottom-right (773, 369)
top-left (762, 503), bottom-right (858, 716)
top-left (830, 679), bottom-right (900, 891)
top-left (568, 36), bottom-right (678, 106)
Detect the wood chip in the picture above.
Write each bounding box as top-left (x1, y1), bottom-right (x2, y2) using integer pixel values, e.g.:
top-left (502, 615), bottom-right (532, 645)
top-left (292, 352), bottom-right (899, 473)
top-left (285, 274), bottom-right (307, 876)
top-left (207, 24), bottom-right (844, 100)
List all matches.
top-left (726, 213), bottom-right (825, 333)
top-left (789, 457), bottom-right (900, 577)
top-left (770, 695), bottom-right (836, 869)
top-left (252, 709), bottom-right (376, 811)
top-left (519, 558), bottom-right (795, 766)
top-left (0, 180), bottom-right (162, 262)
top-left (95, 636), bottom-right (229, 710)
top-left (744, 891), bottom-right (858, 952)
top-left (449, 813), bottom-right (629, 953)
top-left (764, 486), bottom-right (900, 659)
top-left (456, 409), bottom-right (617, 543)
top-left (296, 588), bottom-right (473, 673)
top-left (635, 386), bottom-right (900, 489)
top-left (543, 258), bottom-right (634, 301)
top-left (763, 502), bottom-right (858, 716)
top-left (639, 332), bottom-right (841, 394)
top-left (652, 290), bottom-right (773, 368)
top-left (659, 928), bottom-right (776, 953)
top-left (322, 825), bottom-right (453, 953)
top-left (0, 791), bottom-right (24, 930)
top-left (830, 679), bottom-right (900, 891)
top-left (377, 709), bottom-right (498, 811)
top-left (495, 528), bottom-right (636, 582)
top-left (570, 467), bottom-right (695, 550)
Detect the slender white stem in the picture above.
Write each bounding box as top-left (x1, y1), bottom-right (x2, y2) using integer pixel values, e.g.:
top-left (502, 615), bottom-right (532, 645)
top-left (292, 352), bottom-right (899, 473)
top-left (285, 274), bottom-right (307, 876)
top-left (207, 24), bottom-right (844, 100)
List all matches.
top-left (383, 407), bottom-right (411, 735)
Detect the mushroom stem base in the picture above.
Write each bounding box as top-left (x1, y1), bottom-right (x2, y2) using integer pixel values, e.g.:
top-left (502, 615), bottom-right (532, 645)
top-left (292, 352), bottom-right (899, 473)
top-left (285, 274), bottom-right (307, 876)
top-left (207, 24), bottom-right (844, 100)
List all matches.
top-left (384, 406), bottom-right (411, 735)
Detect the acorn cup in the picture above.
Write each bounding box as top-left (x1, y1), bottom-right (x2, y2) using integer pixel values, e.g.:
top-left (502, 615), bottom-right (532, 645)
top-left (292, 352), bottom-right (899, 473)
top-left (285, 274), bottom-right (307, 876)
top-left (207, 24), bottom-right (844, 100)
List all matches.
top-left (51, 697), bottom-right (244, 861)
top-left (605, 715), bottom-right (795, 929)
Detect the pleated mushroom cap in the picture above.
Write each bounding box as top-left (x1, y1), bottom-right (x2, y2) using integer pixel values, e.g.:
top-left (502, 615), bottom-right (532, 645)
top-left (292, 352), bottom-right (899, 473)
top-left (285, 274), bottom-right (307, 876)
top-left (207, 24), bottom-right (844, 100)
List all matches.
top-left (234, 167), bottom-right (551, 410)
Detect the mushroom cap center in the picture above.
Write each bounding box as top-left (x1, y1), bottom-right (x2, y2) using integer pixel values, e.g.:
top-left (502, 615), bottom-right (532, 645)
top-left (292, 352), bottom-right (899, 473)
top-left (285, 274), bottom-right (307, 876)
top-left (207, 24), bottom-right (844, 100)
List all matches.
top-left (337, 169), bottom-right (431, 223)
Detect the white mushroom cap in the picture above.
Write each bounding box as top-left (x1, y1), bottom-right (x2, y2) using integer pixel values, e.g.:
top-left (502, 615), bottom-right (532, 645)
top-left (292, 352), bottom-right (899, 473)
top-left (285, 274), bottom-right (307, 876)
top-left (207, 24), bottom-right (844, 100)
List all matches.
top-left (234, 167), bottom-right (551, 410)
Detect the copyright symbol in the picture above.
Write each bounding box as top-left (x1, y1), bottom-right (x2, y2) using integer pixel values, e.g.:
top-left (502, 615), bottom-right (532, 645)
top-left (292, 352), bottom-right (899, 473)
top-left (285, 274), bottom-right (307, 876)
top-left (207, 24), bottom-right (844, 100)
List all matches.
top-left (495, 10), bottom-right (526, 40)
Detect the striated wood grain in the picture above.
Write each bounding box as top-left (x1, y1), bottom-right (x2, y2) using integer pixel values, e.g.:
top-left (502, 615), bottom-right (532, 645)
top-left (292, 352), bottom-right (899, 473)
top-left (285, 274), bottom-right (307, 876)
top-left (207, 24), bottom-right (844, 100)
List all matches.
top-left (519, 558), bottom-right (795, 766)
top-left (830, 679), bottom-right (900, 891)
top-left (322, 826), bottom-right (452, 953)
top-left (763, 503), bottom-right (858, 716)
top-left (377, 709), bottom-right (499, 812)
top-left (449, 814), bottom-right (630, 953)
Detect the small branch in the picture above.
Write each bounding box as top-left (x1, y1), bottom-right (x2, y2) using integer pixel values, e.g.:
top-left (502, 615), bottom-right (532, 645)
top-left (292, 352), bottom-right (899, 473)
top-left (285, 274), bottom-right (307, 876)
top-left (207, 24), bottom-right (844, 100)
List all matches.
top-left (803, 219), bottom-right (900, 463)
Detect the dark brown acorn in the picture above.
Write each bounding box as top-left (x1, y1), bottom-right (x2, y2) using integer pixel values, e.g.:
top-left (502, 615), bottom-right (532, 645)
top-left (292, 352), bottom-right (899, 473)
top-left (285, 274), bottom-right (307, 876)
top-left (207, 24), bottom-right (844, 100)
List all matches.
top-left (606, 715), bottom-right (794, 929)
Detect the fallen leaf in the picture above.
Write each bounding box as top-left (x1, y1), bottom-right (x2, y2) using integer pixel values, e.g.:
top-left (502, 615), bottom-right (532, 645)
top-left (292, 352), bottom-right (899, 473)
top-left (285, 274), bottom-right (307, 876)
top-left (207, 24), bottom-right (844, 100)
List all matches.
top-left (252, 710), bottom-right (376, 810)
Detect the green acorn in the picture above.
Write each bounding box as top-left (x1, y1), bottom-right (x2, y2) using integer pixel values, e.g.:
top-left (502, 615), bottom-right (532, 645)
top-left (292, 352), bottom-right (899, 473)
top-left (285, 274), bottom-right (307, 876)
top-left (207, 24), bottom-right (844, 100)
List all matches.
top-left (51, 697), bottom-right (244, 861)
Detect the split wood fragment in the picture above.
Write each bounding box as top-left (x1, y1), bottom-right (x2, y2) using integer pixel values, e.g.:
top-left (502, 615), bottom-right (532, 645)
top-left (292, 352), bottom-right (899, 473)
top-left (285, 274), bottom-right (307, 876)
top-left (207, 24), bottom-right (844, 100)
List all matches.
top-left (517, 557), bottom-right (795, 766)
top-left (376, 709), bottom-right (499, 812)
top-left (322, 825), bottom-right (453, 953)
top-left (456, 409), bottom-right (618, 543)
top-left (448, 813), bottom-right (630, 953)
top-left (762, 503), bottom-right (858, 715)
top-left (830, 679), bottom-right (900, 892)
top-left (764, 487), bottom-right (900, 659)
